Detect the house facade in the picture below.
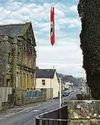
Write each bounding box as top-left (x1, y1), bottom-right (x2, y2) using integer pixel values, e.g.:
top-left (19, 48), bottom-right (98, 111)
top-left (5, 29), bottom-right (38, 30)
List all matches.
top-left (36, 69), bottom-right (60, 99)
top-left (0, 22), bottom-right (36, 104)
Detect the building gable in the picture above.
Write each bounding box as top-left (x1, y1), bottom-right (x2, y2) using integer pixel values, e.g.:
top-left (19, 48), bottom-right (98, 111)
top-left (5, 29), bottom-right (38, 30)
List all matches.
top-left (22, 23), bottom-right (36, 46)
top-left (0, 22), bottom-right (36, 47)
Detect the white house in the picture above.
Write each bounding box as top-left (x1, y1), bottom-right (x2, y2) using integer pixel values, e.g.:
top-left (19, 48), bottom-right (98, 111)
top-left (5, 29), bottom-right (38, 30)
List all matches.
top-left (64, 82), bottom-right (74, 92)
top-left (35, 69), bottom-right (60, 99)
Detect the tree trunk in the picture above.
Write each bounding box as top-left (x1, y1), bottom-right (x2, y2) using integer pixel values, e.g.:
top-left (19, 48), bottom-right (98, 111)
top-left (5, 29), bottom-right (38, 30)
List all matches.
top-left (78, 0), bottom-right (100, 99)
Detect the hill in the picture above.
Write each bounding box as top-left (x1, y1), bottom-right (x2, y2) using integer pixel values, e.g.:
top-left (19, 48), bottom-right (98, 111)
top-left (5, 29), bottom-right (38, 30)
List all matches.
top-left (58, 73), bottom-right (84, 87)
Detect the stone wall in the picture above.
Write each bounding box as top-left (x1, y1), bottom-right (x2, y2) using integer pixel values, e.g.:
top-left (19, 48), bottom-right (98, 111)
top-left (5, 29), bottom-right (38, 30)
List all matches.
top-left (0, 98), bottom-right (2, 110)
top-left (0, 36), bottom-right (12, 87)
top-left (78, 0), bottom-right (100, 99)
top-left (68, 100), bottom-right (100, 125)
top-left (0, 87), bottom-right (12, 103)
top-left (0, 36), bottom-right (8, 86)
top-left (15, 89), bottom-right (45, 105)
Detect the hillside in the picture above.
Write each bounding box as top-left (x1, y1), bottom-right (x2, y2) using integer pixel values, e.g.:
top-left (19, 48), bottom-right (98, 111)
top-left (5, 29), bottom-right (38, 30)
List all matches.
top-left (58, 73), bottom-right (84, 87)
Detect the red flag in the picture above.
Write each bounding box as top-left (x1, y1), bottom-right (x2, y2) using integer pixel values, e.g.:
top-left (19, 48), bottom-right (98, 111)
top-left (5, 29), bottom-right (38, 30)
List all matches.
top-left (50, 6), bottom-right (55, 45)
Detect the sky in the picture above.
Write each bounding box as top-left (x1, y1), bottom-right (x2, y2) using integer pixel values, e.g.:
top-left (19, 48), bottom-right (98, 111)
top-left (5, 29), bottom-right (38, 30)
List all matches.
top-left (0, 0), bottom-right (86, 78)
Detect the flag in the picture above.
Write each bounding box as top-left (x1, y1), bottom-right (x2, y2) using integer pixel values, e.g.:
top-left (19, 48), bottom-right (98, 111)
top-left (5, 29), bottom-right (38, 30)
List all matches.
top-left (50, 6), bottom-right (55, 45)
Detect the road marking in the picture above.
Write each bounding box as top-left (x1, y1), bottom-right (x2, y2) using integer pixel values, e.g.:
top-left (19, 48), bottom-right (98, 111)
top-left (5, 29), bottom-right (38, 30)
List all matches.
top-left (17, 107), bottom-right (35, 113)
top-left (0, 112), bottom-right (15, 120)
top-left (0, 117), bottom-right (4, 120)
top-left (33, 110), bottom-right (39, 112)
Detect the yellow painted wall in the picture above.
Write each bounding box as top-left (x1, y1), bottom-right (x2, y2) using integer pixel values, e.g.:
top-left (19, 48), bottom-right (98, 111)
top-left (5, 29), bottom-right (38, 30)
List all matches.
top-left (26, 73), bottom-right (34, 89)
top-left (36, 72), bottom-right (59, 98)
top-left (16, 69), bottom-right (35, 90)
top-left (51, 73), bottom-right (60, 98)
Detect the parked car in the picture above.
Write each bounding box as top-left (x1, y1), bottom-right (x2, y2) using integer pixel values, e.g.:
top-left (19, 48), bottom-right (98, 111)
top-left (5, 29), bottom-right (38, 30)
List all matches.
top-left (62, 91), bottom-right (70, 97)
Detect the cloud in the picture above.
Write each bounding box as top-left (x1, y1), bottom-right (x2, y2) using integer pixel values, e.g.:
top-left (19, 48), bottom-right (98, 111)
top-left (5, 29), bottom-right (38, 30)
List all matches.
top-left (69, 5), bottom-right (77, 13)
top-left (56, 17), bottom-right (81, 28)
top-left (37, 62), bottom-right (85, 78)
top-left (0, 0), bottom-right (84, 77)
top-left (36, 40), bottom-right (85, 77)
top-left (0, 2), bottom-right (80, 26)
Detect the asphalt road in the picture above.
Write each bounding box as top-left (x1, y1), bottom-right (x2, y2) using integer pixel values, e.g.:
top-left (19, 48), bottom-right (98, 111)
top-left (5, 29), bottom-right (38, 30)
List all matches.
top-left (0, 90), bottom-right (78, 125)
top-left (62, 89), bottom-right (82, 105)
top-left (0, 99), bottom-right (59, 125)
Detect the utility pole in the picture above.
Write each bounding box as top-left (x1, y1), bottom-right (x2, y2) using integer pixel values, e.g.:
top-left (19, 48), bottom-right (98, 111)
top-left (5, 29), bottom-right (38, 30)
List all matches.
top-left (59, 78), bottom-right (62, 108)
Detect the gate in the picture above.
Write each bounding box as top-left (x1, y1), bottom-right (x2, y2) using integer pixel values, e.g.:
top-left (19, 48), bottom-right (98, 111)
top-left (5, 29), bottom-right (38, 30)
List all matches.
top-left (36, 106), bottom-right (68, 125)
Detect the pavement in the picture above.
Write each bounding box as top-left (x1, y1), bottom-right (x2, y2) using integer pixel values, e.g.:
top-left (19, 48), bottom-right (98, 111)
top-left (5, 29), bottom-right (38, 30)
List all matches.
top-left (0, 99), bottom-right (59, 125)
top-left (0, 90), bottom-right (79, 125)
top-left (0, 102), bottom-right (43, 115)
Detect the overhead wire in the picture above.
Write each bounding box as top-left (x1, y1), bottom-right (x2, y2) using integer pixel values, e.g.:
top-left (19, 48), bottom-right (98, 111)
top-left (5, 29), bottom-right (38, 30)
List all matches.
top-left (5, 0), bottom-right (29, 16)
top-left (0, 0), bottom-right (28, 24)
top-left (0, 0), bottom-right (62, 23)
top-left (25, 0), bottom-right (58, 21)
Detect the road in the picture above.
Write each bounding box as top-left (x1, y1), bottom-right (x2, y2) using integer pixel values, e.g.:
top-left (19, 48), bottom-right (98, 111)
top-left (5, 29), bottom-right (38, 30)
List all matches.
top-left (62, 89), bottom-right (82, 105)
top-left (0, 90), bottom-right (78, 125)
top-left (0, 99), bottom-right (59, 125)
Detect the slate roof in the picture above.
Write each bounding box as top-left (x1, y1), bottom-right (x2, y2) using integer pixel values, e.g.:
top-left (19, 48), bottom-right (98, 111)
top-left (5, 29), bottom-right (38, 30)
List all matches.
top-left (36, 69), bottom-right (56, 78)
top-left (0, 24), bottom-right (25, 37)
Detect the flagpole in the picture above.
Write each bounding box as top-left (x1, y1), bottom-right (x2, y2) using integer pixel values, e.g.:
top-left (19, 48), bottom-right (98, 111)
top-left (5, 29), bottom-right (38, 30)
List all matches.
top-left (51, 2), bottom-right (62, 108)
top-left (50, 1), bottom-right (62, 108)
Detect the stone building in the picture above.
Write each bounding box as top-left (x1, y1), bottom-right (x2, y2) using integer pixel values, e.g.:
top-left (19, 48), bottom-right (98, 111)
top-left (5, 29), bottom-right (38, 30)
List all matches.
top-left (0, 22), bottom-right (36, 97)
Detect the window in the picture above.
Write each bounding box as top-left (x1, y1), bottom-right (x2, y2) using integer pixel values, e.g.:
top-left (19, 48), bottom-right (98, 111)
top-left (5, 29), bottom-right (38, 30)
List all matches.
top-left (42, 80), bottom-right (45, 85)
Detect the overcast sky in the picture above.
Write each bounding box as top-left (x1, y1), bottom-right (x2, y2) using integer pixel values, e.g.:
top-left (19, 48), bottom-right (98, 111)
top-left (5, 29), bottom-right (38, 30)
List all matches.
top-left (0, 0), bottom-right (86, 78)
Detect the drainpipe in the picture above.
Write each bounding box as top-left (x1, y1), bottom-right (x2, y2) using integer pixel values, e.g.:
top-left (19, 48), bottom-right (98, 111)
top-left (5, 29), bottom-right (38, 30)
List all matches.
top-left (12, 37), bottom-right (17, 105)
top-left (50, 78), bottom-right (51, 100)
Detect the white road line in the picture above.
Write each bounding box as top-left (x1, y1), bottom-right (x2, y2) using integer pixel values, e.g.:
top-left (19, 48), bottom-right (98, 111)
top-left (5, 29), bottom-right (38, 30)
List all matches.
top-left (0, 112), bottom-right (15, 120)
top-left (33, 110), bottom-right (39, 112)
top-left (0, 117), bottom-right (4, 120)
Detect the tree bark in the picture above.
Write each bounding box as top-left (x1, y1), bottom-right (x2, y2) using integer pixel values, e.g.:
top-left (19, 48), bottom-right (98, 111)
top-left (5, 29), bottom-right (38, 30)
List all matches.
top-left (78, 0), bottom-right (100, 99)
